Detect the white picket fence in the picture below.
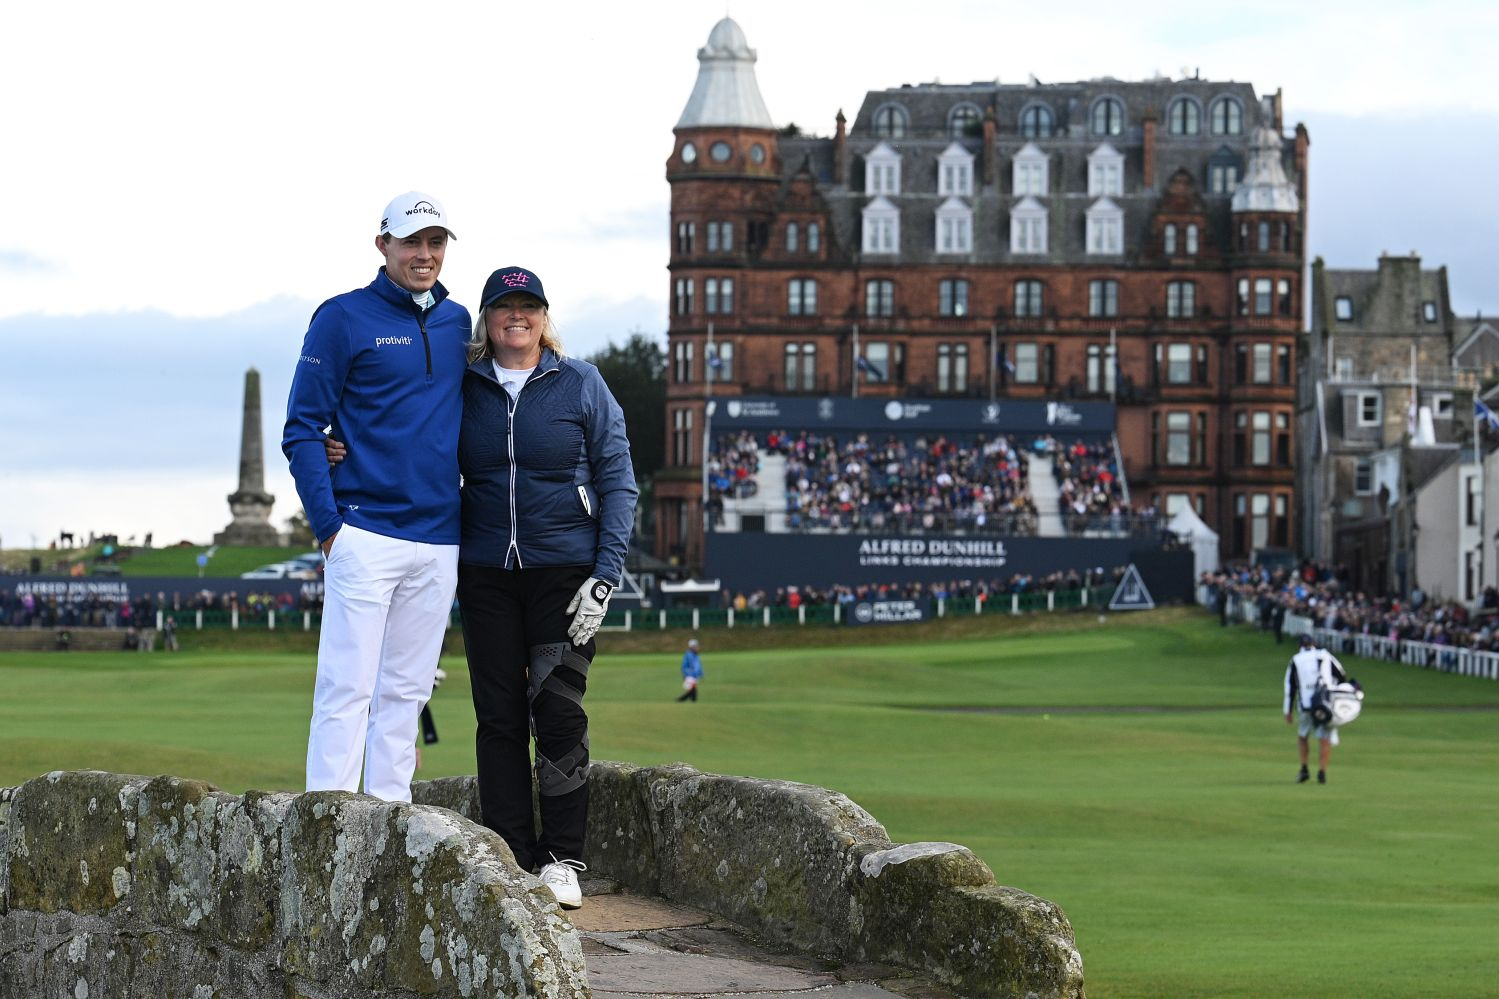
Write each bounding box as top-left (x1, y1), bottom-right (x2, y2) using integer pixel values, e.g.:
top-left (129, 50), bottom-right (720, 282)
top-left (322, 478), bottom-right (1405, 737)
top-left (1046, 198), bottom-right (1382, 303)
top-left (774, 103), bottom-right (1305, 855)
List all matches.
top-left (1203, 586), bottom-right (1499, 681)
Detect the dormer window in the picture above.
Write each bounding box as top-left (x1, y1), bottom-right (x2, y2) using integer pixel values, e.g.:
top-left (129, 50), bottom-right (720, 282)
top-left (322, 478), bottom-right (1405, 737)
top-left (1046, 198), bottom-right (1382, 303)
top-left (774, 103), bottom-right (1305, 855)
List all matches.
top-left (1210, 97), bottom-right (1243, 136)
top-left (1088, 144), bottom-right (1124, 197)
top-left (1010, 196), bottom-right (1048, 255)
top-left (1168, 98), bottom-right (1201, 136)
top-left (1091, 97), bottom-right (1124, 136)
top-left (1186, 224), bottom-right (1199, 255)
top-left (862, 196), bottom-right (899, 254)
top-left (1086, 198), bottom-right (1124, 255)
top-left (873, 104), bottom-right (908, 139)
top-left (935, 197), bottom-right (972, 253)
top-left (1020, 104), bottom-right (1054, 138)
top-left (1423, 300), bottom-right (1438, 323)
top-left (948, 103), bottom-right (982, 138)
top-left (1164, 223), bottom-right (1177, 255)
top-left (1335, 296), bottom-right (1354, 321)
top-left (1207, 146), bottom-right (1243, 194)
top-left (1012, 142), bottom-right (1049, 197)
top-left (937, 143), bottom-right (974, 197)
top-left (865, 142), bottom-right (901, 195)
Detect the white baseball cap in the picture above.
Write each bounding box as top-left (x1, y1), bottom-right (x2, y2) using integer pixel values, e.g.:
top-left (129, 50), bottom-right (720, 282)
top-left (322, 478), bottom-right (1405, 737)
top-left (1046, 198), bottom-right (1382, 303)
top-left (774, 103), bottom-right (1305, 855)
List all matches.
top-left (380, 191), bottom-right (456, 239)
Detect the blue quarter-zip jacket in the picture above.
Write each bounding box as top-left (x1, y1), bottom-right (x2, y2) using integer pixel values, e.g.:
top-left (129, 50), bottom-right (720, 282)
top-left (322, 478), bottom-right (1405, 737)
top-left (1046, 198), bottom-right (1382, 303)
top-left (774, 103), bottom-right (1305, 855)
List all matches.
top-left (458, 349), bottom-right (637, 584)
top-left (282, 268), bottom-right (470, 544)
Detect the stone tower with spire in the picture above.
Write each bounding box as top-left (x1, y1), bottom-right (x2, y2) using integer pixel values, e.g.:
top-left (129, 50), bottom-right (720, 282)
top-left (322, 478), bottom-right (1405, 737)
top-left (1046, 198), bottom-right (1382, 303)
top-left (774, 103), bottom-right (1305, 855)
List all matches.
top-left (214, 367), bottom-right (280, 546)
top-left (657, 17), bottom-right (783, 568)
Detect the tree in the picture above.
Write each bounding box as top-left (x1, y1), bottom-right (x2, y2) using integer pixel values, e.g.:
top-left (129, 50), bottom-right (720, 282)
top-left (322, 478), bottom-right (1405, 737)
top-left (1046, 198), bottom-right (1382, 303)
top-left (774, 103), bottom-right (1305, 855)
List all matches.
top-left (586, 331), bottom-right (666, 484)
top-left (284, 508), bottom-right (315, 547)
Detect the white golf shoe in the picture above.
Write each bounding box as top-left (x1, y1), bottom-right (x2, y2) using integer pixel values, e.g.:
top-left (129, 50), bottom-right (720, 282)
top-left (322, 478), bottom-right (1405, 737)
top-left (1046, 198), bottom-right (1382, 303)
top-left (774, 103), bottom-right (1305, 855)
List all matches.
top-left (538, 855), bottom-right (586, 909)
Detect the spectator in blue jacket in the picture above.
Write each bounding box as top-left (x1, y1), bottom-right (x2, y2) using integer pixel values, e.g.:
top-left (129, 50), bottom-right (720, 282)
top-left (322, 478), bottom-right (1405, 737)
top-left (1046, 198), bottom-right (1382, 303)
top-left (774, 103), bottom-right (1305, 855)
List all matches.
top-left (453, 266), bottom-right (637, 911)
top-left (282, 191), bottom-right (466, 804)
top-left (677, 637), bottom-right (704, 702)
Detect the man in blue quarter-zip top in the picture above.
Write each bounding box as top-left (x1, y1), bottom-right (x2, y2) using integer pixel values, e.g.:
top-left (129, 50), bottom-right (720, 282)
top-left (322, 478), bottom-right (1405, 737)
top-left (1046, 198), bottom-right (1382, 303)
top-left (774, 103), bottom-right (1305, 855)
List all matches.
top-left (282, 191), bottom-right (467, 802)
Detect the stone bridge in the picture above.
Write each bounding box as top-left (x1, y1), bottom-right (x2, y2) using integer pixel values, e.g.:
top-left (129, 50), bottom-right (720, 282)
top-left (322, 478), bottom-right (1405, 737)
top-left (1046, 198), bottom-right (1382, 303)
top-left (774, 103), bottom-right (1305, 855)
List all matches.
top-left (1, 764), bottom-right (1084, 997)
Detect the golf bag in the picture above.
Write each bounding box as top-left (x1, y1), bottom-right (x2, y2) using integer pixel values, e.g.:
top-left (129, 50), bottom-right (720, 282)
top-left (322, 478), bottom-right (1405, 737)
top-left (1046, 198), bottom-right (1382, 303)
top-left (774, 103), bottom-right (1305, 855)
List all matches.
top-left (1309, 680), bottom-right (1364, 728)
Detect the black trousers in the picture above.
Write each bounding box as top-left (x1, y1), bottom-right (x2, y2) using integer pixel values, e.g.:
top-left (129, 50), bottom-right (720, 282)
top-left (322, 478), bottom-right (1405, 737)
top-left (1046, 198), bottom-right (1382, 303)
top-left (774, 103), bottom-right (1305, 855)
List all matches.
top-left (458, 561), bottom-right (592, 871)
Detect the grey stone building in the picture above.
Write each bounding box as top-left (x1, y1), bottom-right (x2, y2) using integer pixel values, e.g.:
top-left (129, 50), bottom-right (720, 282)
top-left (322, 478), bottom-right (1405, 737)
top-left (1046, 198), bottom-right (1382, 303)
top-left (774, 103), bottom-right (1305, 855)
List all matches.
top-left (1300, 253), bottom-right (1485, 599)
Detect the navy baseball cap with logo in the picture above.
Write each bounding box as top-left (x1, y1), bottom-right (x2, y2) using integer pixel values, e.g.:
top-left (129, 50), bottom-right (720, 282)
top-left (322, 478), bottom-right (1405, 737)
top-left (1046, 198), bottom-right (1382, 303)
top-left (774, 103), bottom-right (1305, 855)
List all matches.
top-left (481, 266), bottom-right (549, 310)
top-left (380, 191), bottom-right (456, 239)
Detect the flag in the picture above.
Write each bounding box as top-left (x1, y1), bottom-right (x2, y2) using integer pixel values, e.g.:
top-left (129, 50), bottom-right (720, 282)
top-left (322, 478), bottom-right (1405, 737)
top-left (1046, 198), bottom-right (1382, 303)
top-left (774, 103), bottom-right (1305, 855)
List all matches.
top-left (856, 355), bottom-right (885, 381)
top-left (1476, 398), bottom-right (1499, 431)
top-left (996, 345), bottom-right (1016, 374)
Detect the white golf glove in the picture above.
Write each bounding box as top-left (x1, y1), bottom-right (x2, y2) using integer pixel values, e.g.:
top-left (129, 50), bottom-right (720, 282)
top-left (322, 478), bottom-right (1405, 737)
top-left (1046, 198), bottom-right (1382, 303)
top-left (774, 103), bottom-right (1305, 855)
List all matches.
top-left (566, 576), bottom-right (613, 646)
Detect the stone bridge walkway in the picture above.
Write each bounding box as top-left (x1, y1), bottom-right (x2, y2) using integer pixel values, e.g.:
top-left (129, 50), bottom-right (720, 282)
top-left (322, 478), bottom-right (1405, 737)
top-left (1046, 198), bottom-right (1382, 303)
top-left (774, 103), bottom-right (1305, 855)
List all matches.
top-left (577, 877), bottom-right (958, 998)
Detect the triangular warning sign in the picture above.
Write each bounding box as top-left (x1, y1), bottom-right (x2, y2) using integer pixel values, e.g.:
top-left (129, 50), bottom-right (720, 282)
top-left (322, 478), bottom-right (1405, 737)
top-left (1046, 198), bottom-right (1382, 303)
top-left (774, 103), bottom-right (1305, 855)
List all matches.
top-left (1108, 563), bottom-right (1156, 611)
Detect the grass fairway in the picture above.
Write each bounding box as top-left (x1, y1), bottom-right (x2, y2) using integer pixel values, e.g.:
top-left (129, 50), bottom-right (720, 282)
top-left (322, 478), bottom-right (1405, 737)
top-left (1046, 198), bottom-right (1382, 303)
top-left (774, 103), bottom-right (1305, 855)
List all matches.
top-left (3, 607), bottom-right (1497, 998)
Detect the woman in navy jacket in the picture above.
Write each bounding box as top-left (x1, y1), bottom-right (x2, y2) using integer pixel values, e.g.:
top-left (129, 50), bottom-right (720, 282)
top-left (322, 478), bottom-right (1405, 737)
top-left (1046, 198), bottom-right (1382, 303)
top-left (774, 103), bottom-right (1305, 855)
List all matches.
top-left (455, 266), bottom-right (637, 910)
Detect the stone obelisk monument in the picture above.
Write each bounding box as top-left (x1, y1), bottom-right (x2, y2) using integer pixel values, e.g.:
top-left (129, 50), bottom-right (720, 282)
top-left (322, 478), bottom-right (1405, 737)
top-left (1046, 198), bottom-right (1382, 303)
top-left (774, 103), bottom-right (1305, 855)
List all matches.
top-left (214, 367), bottom-right (280, 546)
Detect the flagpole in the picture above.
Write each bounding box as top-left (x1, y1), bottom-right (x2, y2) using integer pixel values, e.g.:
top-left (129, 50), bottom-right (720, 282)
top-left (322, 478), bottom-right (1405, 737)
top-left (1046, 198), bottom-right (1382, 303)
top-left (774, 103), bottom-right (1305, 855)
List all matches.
top-left (701, 319), bottom-right (715, 541)
top-left (851, 322), bottom-right (860, 399)
top-left (989, 323), bottom-right (998, 403)
top-left (1478, 392), bottom-right (1488, 597)
top-left (705, 320), bottom-right (715, 389)
top-left (1109, 326), bottom-right (1118, 403)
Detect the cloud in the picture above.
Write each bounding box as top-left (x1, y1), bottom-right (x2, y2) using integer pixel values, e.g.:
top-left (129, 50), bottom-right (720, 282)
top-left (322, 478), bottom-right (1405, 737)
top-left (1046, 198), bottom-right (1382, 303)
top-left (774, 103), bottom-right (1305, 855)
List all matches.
top-left (1304, 110), bottom-right (1499, 314)
top-left (0, 290), bottom-right (665, 547)
top-left (0, 251), bottom-right (56, 274)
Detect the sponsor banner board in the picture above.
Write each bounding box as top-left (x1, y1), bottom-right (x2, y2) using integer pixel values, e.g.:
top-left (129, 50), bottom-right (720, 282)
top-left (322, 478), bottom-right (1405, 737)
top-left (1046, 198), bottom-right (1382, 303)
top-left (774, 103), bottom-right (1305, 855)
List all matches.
top-left (6, 576), bottom-right (324, 603)
top-left (847, 598), bottom-right (932, 626)
top-left (710, 396), bottom-right (1114, 436)
top-left (706, 533), bottom-right (1145, 595)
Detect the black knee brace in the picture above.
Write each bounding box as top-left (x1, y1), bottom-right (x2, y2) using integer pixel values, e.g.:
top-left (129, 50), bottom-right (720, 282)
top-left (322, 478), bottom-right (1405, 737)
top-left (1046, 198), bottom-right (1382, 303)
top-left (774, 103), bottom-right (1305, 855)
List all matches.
top-left (528, 642), bottom-right (591, 796)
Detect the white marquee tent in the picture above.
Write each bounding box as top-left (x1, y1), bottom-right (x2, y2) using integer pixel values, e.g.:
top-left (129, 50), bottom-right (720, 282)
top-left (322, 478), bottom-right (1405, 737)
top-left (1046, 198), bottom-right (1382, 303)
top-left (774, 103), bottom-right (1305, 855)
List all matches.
top-left (1168, 504), bottom-right (1220, 579)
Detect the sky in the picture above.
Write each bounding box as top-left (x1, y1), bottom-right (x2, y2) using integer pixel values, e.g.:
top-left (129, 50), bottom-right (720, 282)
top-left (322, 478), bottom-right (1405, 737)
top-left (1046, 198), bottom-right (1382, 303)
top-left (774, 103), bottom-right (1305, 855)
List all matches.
top-left (2, 0), bottom-right (1497, 550)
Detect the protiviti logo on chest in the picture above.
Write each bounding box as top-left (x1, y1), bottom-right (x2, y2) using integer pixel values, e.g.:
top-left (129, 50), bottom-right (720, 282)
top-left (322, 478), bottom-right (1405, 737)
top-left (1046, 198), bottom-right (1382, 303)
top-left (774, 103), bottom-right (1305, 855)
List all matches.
top-left (375, 336), bottom-right (414, 347)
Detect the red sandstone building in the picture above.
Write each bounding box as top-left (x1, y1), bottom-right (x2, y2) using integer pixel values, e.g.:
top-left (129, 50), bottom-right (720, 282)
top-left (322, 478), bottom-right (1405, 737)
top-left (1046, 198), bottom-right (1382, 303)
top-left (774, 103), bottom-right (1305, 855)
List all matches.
top-left (655, 19), bottom-right (1306, 572)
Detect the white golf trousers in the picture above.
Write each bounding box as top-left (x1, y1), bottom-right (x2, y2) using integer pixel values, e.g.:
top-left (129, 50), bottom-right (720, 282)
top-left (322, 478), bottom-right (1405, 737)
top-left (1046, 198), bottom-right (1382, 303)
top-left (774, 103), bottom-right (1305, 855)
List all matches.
top-left (306, 524), bottom-right (458, 801)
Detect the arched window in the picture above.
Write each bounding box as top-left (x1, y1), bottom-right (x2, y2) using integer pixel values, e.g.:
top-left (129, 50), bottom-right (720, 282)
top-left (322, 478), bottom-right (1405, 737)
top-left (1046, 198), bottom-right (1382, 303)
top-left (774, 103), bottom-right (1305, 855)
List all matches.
top-left (1091, 97), bottom-right (1123, 136)
top-left (1020, 104), bottom-right (1054, 138)
top-left (873, 104), bottom-right (908, 139)
top-left (1167, 98), bottom-right (1200, 136)
top-left (1210, 97), bottom-right (1243, 136)
top-left (948, 103), bottom-right (982, 138)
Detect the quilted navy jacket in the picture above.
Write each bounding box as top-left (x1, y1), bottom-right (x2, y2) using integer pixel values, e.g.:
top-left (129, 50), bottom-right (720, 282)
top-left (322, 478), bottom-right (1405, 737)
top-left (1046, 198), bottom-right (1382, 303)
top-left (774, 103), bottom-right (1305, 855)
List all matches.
top-left (457, 349), bottom-right (637, 584)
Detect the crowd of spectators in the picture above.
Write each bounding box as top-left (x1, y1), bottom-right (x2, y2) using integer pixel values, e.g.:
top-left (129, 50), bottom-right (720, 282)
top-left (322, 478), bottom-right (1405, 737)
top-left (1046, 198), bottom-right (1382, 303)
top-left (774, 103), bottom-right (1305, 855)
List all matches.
top-left (0, 587), bottom-right (321, 629)
top-left (1202, 561), bottom-right (1499, 653)
top-left (1044, 435), bottom-right (1138, 532)
top-left (707, 428), bottom-right (1172, 537)
top-left (717, 565), bottom-right (1121, 611)
top-left (708, 429), bottom-right (1040, 534)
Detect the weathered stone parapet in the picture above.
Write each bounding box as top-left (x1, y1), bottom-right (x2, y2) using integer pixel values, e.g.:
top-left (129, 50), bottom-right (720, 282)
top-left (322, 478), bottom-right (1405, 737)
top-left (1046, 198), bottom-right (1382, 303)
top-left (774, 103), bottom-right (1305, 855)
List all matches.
top-left (415, 763), bottom-right (1085, 999)
top-left (1, 771), bottom-right (588, 998)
